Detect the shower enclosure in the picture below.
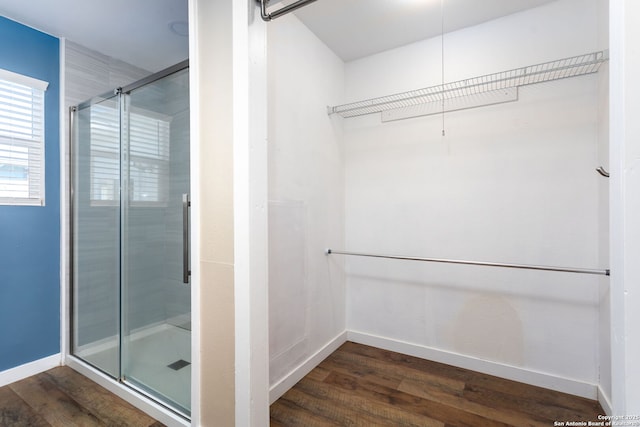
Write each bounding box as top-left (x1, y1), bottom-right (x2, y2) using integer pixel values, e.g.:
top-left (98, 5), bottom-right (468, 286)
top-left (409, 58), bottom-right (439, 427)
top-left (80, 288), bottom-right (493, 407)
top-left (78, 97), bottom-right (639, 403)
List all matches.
top-left (70, 62), bottom-right (191, 417)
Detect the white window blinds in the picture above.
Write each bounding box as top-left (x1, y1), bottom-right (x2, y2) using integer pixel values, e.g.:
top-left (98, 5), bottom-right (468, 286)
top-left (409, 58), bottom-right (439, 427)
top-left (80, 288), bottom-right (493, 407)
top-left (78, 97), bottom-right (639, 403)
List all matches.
top-left (89, 102), bottom-right (120, 202)
top-left (0, 68), bottom-right (48, 206)
top-left (90, 103), bottom-right (170, 204)
top-left (128, 111), bottom-right (170, 203)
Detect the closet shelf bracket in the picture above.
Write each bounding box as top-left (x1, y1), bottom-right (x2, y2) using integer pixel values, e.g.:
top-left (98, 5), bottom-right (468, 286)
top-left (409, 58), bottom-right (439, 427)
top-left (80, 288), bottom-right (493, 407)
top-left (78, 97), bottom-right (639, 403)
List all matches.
top-left (596, 166), bottom-right (610, 178)
top-left (328, 50), bottom-right (608, 119)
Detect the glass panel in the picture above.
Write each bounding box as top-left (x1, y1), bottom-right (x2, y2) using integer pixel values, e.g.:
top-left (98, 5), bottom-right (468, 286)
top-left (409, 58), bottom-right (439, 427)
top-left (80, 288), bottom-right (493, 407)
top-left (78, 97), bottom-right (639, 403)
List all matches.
top-left (72, 95), bottom-right (121, 377)
top-left (121, 68), bottom-right (191, 416)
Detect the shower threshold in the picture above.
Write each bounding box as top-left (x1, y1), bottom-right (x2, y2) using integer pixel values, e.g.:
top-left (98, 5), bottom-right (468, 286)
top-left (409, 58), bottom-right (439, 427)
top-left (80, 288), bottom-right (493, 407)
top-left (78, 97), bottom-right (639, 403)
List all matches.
top-left (73, 322), bottom-right (191, 419)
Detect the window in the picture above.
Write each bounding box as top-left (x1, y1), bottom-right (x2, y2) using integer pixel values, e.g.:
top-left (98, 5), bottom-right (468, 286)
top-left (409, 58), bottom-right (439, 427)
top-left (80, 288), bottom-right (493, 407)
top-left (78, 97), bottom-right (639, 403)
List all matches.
top-left (89, 102), bottom-right (120, 203)
top-left (0, 68), bottom-right (48, 206)
top-left (127, 110), bottom-right (170, 203)
top-left (90, 103), bottom-right (170, 205)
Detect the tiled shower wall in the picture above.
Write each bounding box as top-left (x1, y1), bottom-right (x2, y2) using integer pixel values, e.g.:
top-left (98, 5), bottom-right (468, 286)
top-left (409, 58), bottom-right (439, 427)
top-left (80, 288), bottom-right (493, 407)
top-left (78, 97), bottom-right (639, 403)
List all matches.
top-left (65, 41), bottom-right (150, 109)
top-left (65, 41), bottom-right (191, 346)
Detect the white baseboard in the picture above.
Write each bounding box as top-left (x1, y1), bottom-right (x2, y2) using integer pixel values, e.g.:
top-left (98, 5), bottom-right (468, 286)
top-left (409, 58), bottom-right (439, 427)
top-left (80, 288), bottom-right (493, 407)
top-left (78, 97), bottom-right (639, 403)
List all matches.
top-left (598, 385), bottom-right (613, 415)
top-left (0, 354), bottom-right (62, 387)
top-left (269, 330), bottom-right (348, 404)
top-left (347, 330), bottom-right (599, 401)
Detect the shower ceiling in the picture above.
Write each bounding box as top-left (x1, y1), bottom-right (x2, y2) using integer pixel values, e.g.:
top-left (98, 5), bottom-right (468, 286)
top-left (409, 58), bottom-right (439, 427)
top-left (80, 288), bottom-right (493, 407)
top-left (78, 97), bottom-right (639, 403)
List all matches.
top-left (0, 0), bottom-right (188, 72)
top-left (292, 0), bottom-right (559, 61)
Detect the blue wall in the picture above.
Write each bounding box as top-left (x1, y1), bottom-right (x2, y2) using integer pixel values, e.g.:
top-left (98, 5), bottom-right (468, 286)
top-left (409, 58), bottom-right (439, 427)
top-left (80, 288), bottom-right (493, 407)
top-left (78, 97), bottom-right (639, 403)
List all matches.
top-left (0, 16), bottom-right (60, 371)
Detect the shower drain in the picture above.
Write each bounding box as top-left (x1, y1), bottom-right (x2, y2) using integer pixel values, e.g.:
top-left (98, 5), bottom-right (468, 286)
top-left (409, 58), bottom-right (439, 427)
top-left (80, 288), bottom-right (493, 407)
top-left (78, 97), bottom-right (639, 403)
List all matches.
top-left (167, 359), bottom-right (191, 371)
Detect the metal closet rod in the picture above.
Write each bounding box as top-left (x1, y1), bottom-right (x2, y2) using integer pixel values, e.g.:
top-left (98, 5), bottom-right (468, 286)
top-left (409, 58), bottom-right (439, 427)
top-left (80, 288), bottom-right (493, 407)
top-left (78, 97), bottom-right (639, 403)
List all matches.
top-left (258, 0), bottom-right (318, 21)
top-left (325, 249), bottom-right (610, 277)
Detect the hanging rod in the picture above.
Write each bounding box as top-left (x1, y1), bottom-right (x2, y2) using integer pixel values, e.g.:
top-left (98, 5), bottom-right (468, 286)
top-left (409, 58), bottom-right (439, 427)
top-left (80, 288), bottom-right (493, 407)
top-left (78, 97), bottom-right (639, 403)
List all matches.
top-left (325, 249), bottom-right (610, 276)
top-left (258, 0), bottom-right (318, 21)
top-left (328, 50), bottom-right (608, 118)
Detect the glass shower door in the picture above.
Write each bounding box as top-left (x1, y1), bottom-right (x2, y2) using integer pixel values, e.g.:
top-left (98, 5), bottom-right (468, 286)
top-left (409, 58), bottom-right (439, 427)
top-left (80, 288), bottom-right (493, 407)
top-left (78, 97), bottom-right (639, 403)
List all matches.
top-left (120, 67), bottom-right (191, 416)
top-left (72, 94), bottom-right (121, 378)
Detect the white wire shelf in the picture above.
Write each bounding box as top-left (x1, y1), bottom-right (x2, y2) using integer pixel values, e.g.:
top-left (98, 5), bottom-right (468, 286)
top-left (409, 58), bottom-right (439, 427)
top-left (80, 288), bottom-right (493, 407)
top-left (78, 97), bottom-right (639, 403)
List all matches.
top-left (328, 50), bottom-right (608, 119)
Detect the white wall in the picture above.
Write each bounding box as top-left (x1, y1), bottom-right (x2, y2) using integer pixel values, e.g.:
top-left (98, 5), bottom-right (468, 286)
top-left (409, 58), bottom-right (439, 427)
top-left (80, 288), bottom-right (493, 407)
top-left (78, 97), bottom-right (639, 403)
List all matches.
top-left (194, 0), bottom-right (271, 423)
top-left (596, 0), bottom-right (612, 410)
top-left (233, 0), bottom-right (270, 423)
top-left (343, 0), bottom-right (605, 394)
top-left (267, 14), bottom-right (346, 396)
top-left (609, 0), bottom-right (640, 415)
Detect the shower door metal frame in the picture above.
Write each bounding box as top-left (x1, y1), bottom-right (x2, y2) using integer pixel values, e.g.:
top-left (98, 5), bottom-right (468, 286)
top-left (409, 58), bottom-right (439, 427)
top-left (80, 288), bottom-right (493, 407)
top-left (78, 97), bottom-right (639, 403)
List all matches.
top-left (68, 90), bottom-right (123, 378)
top-left (68, 60), bottom-right (191, 419)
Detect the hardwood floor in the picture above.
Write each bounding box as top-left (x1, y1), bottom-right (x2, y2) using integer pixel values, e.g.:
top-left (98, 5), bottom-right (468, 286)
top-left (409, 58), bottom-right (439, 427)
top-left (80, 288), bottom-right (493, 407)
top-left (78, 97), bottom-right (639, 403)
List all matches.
top-left (270, 341), bottom-right (605, 426)
top-left (0, 366), bottom-right (163, 427)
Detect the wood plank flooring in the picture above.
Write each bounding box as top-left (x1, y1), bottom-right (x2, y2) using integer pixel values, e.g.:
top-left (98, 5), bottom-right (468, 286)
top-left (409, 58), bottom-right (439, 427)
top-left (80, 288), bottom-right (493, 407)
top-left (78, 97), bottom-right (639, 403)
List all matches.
top-left (0, 366), bottom-right (163, 427)
top-left (270, 341), bottom-right (605, 426)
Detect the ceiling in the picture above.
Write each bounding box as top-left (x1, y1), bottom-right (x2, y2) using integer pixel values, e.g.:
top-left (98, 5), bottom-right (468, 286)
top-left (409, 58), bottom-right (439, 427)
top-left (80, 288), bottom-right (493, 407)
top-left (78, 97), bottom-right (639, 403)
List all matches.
top-left (0, 0), bottom-right (557, 71)
top-left (292, 0), bottom-right (559, 61)
top-left (0, 0), bottom-right (188, 72)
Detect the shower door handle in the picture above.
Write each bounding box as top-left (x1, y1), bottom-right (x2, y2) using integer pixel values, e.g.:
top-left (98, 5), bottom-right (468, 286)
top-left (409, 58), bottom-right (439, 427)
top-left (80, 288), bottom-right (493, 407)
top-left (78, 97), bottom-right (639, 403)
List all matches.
top-left (183, 193), bottom-right (191, 284)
